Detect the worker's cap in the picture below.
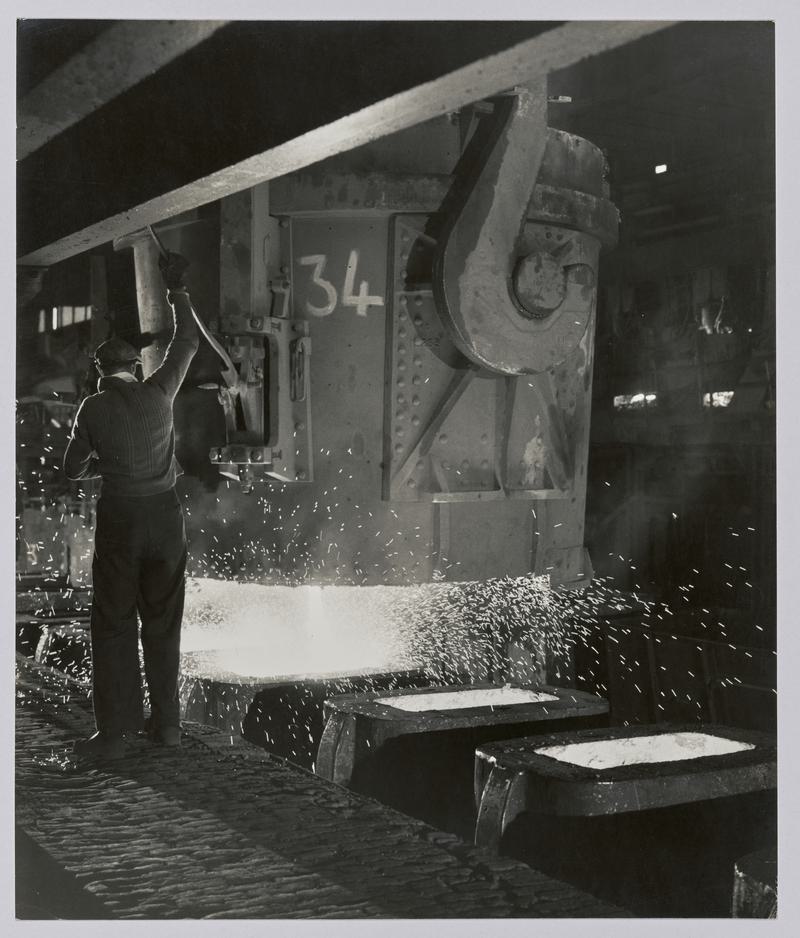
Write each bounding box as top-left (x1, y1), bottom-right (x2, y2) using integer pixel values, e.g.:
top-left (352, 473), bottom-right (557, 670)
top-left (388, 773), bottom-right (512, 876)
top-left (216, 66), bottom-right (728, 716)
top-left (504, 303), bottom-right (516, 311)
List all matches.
top-left (93, 337), bottom-right (142, 367)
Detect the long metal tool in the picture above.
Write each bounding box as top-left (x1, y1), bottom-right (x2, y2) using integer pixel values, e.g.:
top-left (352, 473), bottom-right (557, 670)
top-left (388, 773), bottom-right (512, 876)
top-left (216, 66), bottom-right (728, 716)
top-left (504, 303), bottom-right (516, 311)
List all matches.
top-left (146, 224), bottom-right (240, 389)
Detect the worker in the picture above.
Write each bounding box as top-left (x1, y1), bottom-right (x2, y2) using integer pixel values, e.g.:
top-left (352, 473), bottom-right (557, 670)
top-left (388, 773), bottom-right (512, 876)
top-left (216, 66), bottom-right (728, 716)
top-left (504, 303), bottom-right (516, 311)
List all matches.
top-left (64, 251), bottom-right (199, 760)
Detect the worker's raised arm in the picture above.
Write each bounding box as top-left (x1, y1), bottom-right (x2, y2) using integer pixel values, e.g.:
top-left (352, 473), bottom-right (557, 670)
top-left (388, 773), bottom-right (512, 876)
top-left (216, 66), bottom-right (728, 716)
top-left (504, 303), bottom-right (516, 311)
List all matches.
top-left (146, 251), bottom-right (200, 402)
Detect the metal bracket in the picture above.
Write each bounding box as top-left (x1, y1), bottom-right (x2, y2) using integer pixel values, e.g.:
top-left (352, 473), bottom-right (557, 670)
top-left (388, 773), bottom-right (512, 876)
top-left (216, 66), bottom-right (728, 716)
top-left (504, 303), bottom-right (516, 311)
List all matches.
top-left (213, 195), bottom-right (312, 487)
top-left (385, 216), bottom-right (579, 504)
top-left (208, 317), bottom-right (312, 484)
top-left (433, 82), bottom-right (604, 375)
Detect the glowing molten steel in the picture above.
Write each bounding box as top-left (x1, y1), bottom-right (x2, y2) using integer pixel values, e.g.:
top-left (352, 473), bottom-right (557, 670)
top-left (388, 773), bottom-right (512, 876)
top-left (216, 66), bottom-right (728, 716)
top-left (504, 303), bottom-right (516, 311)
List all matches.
top-left (375, 687), bottom-right (559, 712)
top-left (180, 572), bottom-right (608, 685)
top-left (534, 731), bottom-right (755, 770)
top-left (182, 578), bottom-right (426, 680)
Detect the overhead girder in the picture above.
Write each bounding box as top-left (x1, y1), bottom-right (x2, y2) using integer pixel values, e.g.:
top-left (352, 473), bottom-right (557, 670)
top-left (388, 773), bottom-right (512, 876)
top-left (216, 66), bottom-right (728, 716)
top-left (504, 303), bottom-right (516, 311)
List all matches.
top-left (17, 20), bottom-right (673, 267)
top-left (17, 20), bottom-right (228, 161)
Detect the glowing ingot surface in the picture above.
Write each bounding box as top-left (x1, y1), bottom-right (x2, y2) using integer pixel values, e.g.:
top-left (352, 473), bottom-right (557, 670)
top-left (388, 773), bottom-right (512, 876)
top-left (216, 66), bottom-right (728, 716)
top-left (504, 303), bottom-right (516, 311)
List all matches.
top-left (534, 731), bottom-right (754, 770)
top-left (375, 687), bottom-right (559, 712)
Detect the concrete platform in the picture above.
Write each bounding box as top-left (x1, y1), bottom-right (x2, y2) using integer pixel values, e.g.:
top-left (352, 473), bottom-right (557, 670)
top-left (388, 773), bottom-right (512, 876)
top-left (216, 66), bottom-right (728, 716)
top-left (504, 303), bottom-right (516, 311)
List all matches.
top-left (15, 655), bottom-right (625, 920)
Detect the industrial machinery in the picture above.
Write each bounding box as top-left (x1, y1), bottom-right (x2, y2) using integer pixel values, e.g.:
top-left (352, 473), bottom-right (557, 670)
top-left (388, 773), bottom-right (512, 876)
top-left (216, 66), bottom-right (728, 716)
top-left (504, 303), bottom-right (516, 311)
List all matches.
top-left (113, 83), bottom-right (617, 591)
top-left (17, 83), bottom-right (623, 760)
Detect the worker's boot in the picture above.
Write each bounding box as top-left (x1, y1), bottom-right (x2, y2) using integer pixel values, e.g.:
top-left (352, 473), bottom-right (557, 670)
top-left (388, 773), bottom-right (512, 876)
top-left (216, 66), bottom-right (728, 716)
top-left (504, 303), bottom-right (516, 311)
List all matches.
top-left (155, 725), bottom-right (181, 747)
top-left (73, 731), bottom-right (127, 761)
top-left (144, 716), bottom-right (181, 747)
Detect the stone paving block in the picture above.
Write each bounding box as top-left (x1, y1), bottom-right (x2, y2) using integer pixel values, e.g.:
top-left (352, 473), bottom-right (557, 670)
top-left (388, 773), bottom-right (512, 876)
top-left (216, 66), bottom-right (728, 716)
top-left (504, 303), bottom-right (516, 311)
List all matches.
top-left (16, 655), bottom-right (627, 920)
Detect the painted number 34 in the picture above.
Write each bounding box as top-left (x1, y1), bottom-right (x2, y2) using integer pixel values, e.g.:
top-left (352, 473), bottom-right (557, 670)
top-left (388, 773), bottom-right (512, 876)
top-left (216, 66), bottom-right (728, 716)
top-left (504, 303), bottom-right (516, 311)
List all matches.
top-left (299, 250), bottom-right (384, 318)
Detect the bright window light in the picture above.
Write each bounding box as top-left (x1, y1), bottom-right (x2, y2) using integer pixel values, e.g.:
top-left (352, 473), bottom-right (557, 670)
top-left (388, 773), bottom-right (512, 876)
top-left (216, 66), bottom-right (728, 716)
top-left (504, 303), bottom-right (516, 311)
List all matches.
top-left (52, 307), bottom-right (59, 330)
top-left (62, 306), bottom-right (74, 327)
top-left (74, 306), bottom-right (86, 324)
top-left (87, 305), bottom-right (93, 319)
top-left (703, 391), bottom-right (735, 408)
top-left (38, 309), bottom-right (46, 333)
top-left (614, 392), bottom-right (658, 411)
top-left (655, 163), bottom-right (668, 174)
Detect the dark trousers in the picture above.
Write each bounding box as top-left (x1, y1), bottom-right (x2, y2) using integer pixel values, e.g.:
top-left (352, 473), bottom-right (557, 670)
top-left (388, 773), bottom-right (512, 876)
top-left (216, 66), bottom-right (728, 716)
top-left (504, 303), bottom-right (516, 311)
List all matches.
top-left (90, 488), bottom-right (187, 734)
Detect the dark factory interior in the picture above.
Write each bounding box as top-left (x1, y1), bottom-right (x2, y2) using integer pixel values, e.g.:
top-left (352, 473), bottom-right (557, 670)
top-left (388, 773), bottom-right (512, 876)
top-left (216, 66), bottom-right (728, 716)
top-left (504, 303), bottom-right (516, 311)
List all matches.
top-left (15, 18), bottom-right (779, 922)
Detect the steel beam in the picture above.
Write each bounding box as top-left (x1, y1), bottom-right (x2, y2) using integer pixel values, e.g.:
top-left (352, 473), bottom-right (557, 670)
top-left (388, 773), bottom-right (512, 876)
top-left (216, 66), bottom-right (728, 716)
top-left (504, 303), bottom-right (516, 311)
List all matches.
top-left (18, 20), bottom-right (673, 266)
top-left (17, 20), bottom-right (227, 160)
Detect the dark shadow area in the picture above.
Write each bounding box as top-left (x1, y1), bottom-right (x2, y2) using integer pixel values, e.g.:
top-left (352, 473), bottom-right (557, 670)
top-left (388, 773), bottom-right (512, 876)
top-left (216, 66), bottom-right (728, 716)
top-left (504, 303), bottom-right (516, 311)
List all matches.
top-left (16, 826), bottom-right (111, 920)
top-left (348, 713), bottom-right (608, 840)
top-left (240, 670), bottom-right (432, 769)
top-left (500, 789), bottom-right (777, 917)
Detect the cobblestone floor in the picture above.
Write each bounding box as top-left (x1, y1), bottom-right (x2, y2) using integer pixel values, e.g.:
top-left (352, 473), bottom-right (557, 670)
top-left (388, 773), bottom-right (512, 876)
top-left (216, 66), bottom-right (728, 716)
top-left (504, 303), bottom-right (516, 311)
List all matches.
top-left (15, 655), bottom-right (625, 920)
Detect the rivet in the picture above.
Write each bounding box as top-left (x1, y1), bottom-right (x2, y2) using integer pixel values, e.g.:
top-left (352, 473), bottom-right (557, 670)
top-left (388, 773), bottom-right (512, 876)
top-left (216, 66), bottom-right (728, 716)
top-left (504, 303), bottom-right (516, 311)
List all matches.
top-left (461, 459), bottom-right (470, 470)
top-left (481, 433), bottom-right (488, 444)
top-left (411, 395), bottom-right (421, 407)
top-left (414, 296), bottom-right (423, 307)
top-left (397, 393), bottom-right (406, 404)
top-left (407, 479), bottom-right (417, 488)
top-left (398, 344), bottom-right (406, 354)
top-left (439, 433), bottom-right (448, 444)
top-left (411, 415), bottom-right (421, 426)
top-left (394, 443), bottom-right (403, 453)
top-left (413, 357), bottom-right (422, 367)
top-left (398, 327), bottom-right (407, 338)
top-left (481, 459), bottom-right (490, 469)
top-left (442, 461), bottom-right (450, 470)
top-left (414, 316), bottom-right (423, 326)
top-left (414, 337), bottom-right (424, 347)
top-left (416, 460), bottom-right (425, 470)
top-left (398, 362), bottom-right (407, 372)
top-left (279, 219), bottom-right (289, 228)
top-left (397, 378), bottom-right (406, 388)
top-left (412, 375), bottom-right (421, 386)
top-left (296, 469), bottom-right (306, 479)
